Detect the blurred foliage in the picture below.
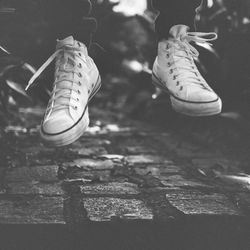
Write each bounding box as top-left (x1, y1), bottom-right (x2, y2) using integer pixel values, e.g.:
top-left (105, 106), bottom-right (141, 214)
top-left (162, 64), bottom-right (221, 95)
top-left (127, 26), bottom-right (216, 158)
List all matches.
top-left (0, 0), bottom-right (250, 118)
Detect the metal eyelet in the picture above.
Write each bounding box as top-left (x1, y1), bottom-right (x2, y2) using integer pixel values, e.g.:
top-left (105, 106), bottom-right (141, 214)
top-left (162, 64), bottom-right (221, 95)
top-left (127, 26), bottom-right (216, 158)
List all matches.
top-left (77, 90), bottom-right (81, 94)
top-left (78, 53), bottom-right (82, 57)
top-left (77, 98), bottom-right (79, 102)
top-left (173, 75), bottom-right (177, 80)
top-left (78, 42), bottom-right (81, 47)
top-left (180, 86), bottom-right (183, 91)
top-left (176, 81), bottom-right (180, 86)
top-left (167, 63), bottom-right (171, 67)
top-left (166, 54), bottom-right (170, 58)
top-left (78, 73), bottom-right (82, 77)
top-left (74, 106), bottom-right (78, 110)
top-left (78, 81), bottom-right (82, 86)
top-left (78, 63), bottom-right (82, 68)
top-left (170, 69), bottom-right (173, 74)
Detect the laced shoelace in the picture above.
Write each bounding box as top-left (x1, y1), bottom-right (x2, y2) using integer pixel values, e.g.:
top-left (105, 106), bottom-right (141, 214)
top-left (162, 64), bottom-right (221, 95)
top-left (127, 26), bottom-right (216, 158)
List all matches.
top-left (167, 31), bottom-right (217, 90)
top-left (26, 45), bottom-right (86, 113)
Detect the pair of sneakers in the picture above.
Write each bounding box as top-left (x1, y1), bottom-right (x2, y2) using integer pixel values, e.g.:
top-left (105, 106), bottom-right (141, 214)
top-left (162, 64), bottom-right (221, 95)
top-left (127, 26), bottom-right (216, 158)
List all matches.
top-left (26, 25), bottom-right (222, 147)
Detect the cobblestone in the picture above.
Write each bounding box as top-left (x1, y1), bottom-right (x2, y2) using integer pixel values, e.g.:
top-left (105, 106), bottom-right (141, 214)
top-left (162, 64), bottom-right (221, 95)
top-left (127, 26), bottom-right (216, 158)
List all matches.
top-left (70, 146), bottom-right (108, 156)
top-left (166, 191), bottom-right (242, 215)
top-left (125, 155), bottom-right (172, 165)
top-left (0, 196), bottom-right (64, 224)
top-left (7, 182), bottom-right (63, 195)
top-left (161, 175), bottom-right (212, 189)
top-left (65, 159), bottom-right (114, 170)
top-left (80, 182), bottom-right (139, 195)
top-left (82, 198), bottom-right (153, 221)
top-left (5, 165), bottom-right (59, 183)
top-left (65, 170), bottom-right (112, 182)
top-left (1, 107), bottom-right (249, 225)
top-left (125, 146), bottom-right (157, 155)
top-left (134, 164), bottom-right (181, 176)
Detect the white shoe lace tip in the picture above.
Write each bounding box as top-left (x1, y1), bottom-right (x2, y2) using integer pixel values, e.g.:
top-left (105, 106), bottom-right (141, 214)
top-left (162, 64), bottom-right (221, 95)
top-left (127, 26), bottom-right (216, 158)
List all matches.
top-left (25, 78), bottom-right (35, 91)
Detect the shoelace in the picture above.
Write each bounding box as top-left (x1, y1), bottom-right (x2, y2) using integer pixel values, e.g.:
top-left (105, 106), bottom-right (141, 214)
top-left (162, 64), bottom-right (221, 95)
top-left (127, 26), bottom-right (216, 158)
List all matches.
top-left (26, 45), bottom-right (86, 112)
top-left (167, 31), bottom-right (217, 89)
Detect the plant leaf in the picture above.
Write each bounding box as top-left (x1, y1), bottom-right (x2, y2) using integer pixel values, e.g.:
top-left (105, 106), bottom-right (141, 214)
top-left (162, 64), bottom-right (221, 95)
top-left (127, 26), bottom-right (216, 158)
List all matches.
top-left (5, 79), bottom-right (31, 100)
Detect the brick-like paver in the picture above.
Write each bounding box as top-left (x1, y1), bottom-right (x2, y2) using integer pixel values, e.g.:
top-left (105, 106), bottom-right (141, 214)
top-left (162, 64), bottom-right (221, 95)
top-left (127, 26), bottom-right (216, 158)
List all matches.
top-left (0, 197), bottom-right (64, 224)
top-left (0, 107), bottom-right (249, 224)
top-left (82, 198), bottom-right (153, 221)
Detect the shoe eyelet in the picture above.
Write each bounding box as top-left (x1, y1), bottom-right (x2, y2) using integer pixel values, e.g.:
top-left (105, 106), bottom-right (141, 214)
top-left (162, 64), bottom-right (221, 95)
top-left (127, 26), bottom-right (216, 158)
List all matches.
top-left (78, 63), bottom-right (82, 68)
top-left (78, 81), bottom-right (82, 86)
top-left (78, 53), bottom-right (82, 57)
top-left (170, 69), bottom-right (173, 74)
top-left (88, 90), bottom-right (90, 94)
top-left (180, 86), bottom-right (183, 91)
top-left (77, 90), bottom-right (81, 94)
top-left (77, 98), bottom-right (79, 102)
top-left (78, 72), bottom-right (82, 77)
top-left (173, 75), bottom-right (177, 80)
top-left (176, 81), bottom-right (180, 86)
top-left (77, 42), bottom-right (81, 47)
top-left (74, 106), bottom-right (78, 110)
top-left (167, 63), bottom-right (171, 67)
top-left (166, 54), bottom-right (170, 58)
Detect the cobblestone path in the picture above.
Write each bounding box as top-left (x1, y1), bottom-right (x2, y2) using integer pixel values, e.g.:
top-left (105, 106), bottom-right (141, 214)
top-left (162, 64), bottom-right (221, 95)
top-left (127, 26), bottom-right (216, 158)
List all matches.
top-left (0, 106), bottom-right (249, 224)
top-left (0, 106), bottom-right (250, 249)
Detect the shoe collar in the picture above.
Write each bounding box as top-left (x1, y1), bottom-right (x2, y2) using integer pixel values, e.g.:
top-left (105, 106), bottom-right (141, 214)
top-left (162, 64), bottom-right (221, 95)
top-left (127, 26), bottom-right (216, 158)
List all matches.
top-left (56, 36), bottom-right (88, 56)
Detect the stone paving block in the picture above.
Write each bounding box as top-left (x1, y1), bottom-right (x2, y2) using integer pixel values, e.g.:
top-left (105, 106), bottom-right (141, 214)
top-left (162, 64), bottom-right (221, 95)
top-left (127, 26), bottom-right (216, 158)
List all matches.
top-left (134, 165), bottom-right (181, 176)
top-left (77, 138), bottom-right (111, 146)
top-left (125, 155), bottom-right (171, 165)
top-left (80, 182), bottom-right (139, 195)
top-left (0, 197), bottom-right (65, 224)
top-left (192, 158), bottom-right (241, 172)
top-left (161, 175), bottom-right (212, 189)
top-left (19, 146), bottom-right (55, 155)
top-left (98, 154), bottom-right (124, 161)
top-left (66, 170), bottom-right (112, 182)
top-left (70, 146), bottom-right (108, 156)
top-left (125, 146), bottom-right (157, 155)
top-left (7, 182), bottom-right (63, 195)
top-left (66, 159), bottom-right (114, 170)
top-left (166, 191), bottom-right (242, 216)
top-left (233, 193), bottom-right (250, 214)
top-left (5, 165), bottom-right (59, 183)
top-left (82, 198), bottom-right (153, 221)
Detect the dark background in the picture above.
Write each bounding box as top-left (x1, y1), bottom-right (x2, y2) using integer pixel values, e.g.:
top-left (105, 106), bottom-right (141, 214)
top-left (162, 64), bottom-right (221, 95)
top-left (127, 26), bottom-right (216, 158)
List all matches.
top-left (0, 0), bottom-right (250, 116)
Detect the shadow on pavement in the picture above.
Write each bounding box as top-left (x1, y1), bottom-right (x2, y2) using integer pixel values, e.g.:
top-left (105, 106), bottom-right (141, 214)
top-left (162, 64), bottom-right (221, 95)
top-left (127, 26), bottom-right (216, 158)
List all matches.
top-left (0, 215), bottom-right (249, 250)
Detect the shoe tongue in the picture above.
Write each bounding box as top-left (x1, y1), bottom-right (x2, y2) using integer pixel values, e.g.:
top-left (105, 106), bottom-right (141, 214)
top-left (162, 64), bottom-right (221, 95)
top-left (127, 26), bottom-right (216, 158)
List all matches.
top-left (168, 25), bottom-right (195, 75)
top-left (56, 36), bottom-right (75, 49)
top-left (56, 36), bottom-right (77, 72)
top-left (169, 25), bottom-right (189, 40)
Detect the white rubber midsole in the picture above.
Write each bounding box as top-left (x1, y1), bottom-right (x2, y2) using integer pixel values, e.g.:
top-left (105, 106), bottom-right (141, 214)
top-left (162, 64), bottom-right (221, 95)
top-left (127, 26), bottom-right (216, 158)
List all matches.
top-left (40, 108), bottom-right (89, 147)
top-left (152, 74), bottom-right (222, 117)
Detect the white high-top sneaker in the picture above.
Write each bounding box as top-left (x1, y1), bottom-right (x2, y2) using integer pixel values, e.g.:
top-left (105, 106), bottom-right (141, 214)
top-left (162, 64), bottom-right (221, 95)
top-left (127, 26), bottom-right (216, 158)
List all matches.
top-left (26, 36), bottom-right (101, 146)
top-left (152, 25), bottom-right (222, 116)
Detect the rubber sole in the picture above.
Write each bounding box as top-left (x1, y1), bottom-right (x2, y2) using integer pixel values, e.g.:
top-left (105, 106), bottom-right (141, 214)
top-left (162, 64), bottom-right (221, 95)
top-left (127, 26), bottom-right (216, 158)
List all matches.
top-left (40, 75), bottom-right (101, 147)
top-left (152, 73), bottom-right (222, 117)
